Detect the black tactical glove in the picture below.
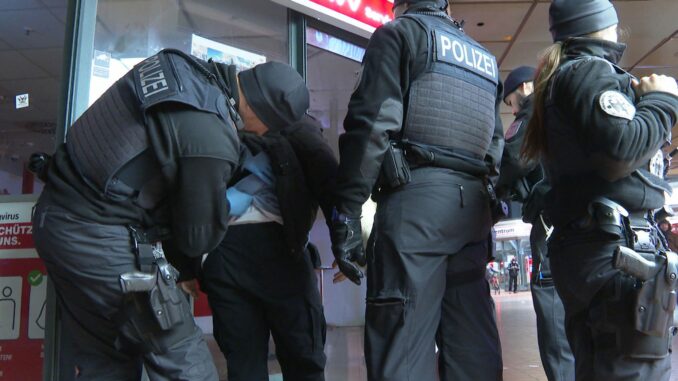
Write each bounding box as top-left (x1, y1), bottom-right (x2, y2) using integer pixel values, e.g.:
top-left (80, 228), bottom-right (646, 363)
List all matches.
top-left (330, 209), bottom-right (366, 285)
top-left (306, 242), bottom-right (322, 270)
top-left (28, 152), bottom-right (51, 182)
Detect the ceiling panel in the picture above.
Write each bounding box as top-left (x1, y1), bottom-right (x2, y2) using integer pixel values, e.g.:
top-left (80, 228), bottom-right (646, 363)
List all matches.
top-left (21, 48), bottom-right (64, 77)
top-left (0, 51), bottom-right (49, 80)
top-left (39, 0), bottom-right (68, 7)
top-left (450, 3), bottom-right (531, 43)
top-left (632, 38), bottom-right (678, 68)
top-left (630, 66), bottom-right (678, 78)
top-left (49, 6), bottom-right (68, 24)
top-left (483, 42), bottom-right (510, 62)
top-left (0, 0), bottom-right (43, 10)
top-left (0, 9), bottom-right (66, 50)
top-left (498, 41), bottom-right (551, 71)
top-left (513, 3), bottom-right (551, 43)
top-left (614, 1), bottom-right (677, 40)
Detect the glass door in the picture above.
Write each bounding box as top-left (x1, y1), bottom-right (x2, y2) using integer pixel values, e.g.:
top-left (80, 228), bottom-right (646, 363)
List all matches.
top-left (304, 22), bottom-right (368, 327)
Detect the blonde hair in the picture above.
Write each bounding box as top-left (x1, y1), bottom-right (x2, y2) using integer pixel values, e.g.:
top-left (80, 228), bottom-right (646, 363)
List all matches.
top-left (520, 42), bottom-right (564, 161)
top-left (521, 26), bottom-right (620, 161)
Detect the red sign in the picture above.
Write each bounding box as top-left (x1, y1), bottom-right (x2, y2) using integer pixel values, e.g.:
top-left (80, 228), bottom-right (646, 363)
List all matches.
top-left (308, 0), bottom-right (394, 29)
top-left (0, 202), bottom-right (44, 381)
top-left (0, 223), bottom-right (34, 250)
top-left (0, 259), bottom-right (46, 381)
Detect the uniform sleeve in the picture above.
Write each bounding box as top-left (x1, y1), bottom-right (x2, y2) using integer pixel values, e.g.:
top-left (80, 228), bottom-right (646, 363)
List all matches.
top-left (557, 59), bottom-right (678, 180)
top-left (485, 85), bottom-right (505, 185)
top-left (286, 120), bottom-right (339, 225)
top-left (147, 104), bottom-right (239, 258)
top-left (495, 122), bottom-right (536, 198)
top-left (335, 23), bottom-right (410, 216)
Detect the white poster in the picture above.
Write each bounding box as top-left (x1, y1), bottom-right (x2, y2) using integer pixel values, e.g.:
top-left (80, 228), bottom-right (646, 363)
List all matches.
top-left (190, 34), bottom-right (266, 72)
top-left (28, 274), bottom-right (47, 339)
top-left (0, 276), bottom-right (22, 340)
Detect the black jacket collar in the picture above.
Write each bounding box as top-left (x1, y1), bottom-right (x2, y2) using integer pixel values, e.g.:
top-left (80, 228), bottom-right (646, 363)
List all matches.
top-left (562, 37), bottom-right (626, 65)
top-left (517, 94), bottom-right (534, 121)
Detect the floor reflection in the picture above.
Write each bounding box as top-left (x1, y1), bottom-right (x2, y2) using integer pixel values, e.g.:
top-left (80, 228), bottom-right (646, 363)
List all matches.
top-left (206, 291), bottom-right (678, 380)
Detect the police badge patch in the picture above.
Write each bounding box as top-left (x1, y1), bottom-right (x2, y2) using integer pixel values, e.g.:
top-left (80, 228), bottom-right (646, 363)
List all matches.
top-left (505, 120), bottom-right (523, 140)
top-left (599, 90), bottom-right (636, 120)
top-left (648, 149), bottom-right (665, 177)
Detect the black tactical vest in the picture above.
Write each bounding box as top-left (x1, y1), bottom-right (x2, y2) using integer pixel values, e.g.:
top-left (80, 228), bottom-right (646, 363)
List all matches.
top-left (66, 49), bottom-right (235, 201)
top-left (400, 12), bottom-right (499, 160)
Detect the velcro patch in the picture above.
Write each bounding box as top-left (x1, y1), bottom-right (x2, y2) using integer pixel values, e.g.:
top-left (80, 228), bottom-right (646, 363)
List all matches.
top-left (505, 120), bottom-right (523, 140)
top-left (133, 53), bottom-right (178, 105)
top-left (599, 90), bottom-right (635, 120)
top-left (433, 29), bottom-right (498, 84)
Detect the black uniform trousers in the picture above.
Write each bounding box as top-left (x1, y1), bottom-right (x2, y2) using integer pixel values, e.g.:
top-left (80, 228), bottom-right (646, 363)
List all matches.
top-left (549, 228), bottom-right (672, 381)
top-left (529, 220), bottom-right (575, 381)
top-left (366, 168), bottom-right (503, 381)
top-left (202, 223), bottom-right (326, 381)
top-left (32, 200), bottom-right (218, 381)
top-left (508, 275), bottom-right (518, 293)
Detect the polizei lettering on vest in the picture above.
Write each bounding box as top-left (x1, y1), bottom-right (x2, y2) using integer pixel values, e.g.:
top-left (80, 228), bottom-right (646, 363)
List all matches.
top-left (435, 29), bottom-right (497, 83)
top-left (138, 55), bottom-right (169, 97)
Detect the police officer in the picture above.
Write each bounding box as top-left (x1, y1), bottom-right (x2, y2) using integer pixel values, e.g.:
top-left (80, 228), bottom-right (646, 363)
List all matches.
top-left (31, 49), bottom-right (243, 380)
top-left (496, 66), bottom-right (575, 381)
top-left (329, 0), bottom-right (504, 379)
top-left (199, 62), bottom-right (337, 381)
top-left (521, 0), bottom-right (678, 379)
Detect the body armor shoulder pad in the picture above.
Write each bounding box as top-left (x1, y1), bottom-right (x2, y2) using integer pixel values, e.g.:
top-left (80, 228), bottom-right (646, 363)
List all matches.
top-left (132, 50), bottom-right (229, 121)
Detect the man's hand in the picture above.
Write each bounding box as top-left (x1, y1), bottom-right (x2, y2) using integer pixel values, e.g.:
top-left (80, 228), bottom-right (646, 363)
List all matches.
top-left (331, 260), bottom-right (348, 283)
top-left (178, 279), bottom-right (200, 299)
top-left (330, 210), bottom-right (366, 285)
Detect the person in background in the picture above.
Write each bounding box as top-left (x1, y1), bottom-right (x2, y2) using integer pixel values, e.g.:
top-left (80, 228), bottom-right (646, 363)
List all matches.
top-left (522, 0), bottom-right (678, 379)
top-left (658, 219), bottom-right (678, 252)
top-left (507, 257), bottom-right (520, 293)
top-left (496, 65), bottom-right (575, 381)
top-left (199, 62), bottom-right (337, 381)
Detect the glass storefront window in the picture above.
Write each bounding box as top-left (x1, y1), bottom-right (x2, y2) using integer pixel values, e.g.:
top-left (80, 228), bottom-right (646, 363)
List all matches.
top-left (74, 0), bottom-right (289, 119)
top-left (306, 25), bottom-right (364, 157)
top-left (0, 1), bottom-right (67, 197)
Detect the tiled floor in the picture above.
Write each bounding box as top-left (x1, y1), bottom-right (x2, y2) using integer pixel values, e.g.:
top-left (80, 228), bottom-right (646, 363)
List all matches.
top-left (206, 291), bottom-right (678, 381)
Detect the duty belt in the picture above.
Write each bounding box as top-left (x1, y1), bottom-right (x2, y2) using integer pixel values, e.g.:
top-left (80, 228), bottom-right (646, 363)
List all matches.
top-left (581, 198), bottom-right (678, 338)
top-left (403, 141), bottom-right (489, 177)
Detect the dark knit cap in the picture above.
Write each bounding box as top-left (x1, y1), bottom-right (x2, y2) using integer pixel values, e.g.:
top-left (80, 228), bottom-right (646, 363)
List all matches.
top-left (393, 0), bottom-right (447, 9)
top-left (503, 66), bottom-right (536, 101)
top-left (549, 0), bottom-right (618, 42)
top-left (238, 62), bottom-right (309, 131)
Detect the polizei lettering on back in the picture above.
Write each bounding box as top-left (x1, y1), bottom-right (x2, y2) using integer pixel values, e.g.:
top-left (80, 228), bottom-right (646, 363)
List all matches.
top-left (137, 55), bottom-right (170, 98)
top-left (434, 29), bottom-right (498, 84)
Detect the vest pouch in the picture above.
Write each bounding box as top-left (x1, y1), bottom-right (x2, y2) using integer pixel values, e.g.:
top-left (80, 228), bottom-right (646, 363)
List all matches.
top-left (377, 141), bottom-right (411, 190)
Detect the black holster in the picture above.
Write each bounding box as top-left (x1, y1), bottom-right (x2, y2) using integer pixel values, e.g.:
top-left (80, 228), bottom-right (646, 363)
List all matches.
top-left (122, 226), bottom-right (187, 331)
top-left (586, 198), bottom-right (678, 357)
top-left (376, 141), bottom-right (411, 191)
